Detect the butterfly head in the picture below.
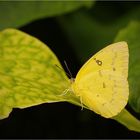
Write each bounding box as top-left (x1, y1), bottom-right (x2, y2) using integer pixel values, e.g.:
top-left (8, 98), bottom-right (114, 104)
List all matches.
top-left (70, 78), bottom-right (75, 84)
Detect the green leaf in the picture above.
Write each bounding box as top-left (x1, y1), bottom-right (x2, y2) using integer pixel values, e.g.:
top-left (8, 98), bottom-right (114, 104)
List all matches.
top-left (115, 21), bottom-right (140, 113)
top-left (113, 109), bottom-right (140, 132)
top-left (0, 1), bottom-right (93, 30)
top-left (0, 28), bottom-right (81, 119)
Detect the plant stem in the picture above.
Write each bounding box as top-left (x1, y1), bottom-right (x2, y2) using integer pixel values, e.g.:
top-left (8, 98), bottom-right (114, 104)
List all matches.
top-left (113, 109), bottom-right (140, 132)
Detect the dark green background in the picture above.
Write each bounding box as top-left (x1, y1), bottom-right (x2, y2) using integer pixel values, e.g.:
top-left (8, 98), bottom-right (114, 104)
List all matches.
top-left (0, 1), bottom-right (140, 138)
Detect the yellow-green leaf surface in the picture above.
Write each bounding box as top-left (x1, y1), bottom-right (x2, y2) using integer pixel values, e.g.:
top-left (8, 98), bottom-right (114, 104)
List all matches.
top-left (0, 29), bottom-right (81, 119)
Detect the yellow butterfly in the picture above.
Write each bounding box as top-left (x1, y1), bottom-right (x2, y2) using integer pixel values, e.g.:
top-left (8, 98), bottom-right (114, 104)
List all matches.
top-left (71, 42), bottom-right (129, 118)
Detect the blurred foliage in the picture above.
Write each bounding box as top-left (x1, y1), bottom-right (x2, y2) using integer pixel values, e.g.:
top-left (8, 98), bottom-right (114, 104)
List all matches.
top-left (57, 5), bottom-right (140, 63)
top-left (0, 1), bottom-right (93, 30)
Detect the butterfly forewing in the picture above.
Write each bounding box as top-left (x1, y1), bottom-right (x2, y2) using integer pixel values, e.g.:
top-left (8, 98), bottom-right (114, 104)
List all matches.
top-left (72, 42), bottom-right (129, 118)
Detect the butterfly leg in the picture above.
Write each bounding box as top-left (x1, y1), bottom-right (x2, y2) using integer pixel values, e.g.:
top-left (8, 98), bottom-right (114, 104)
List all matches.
top-left (59, 88), bottom-right (70, 96)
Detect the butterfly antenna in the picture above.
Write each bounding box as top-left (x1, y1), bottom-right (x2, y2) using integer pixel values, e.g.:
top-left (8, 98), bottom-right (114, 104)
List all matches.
top-left (64, 60), bottom-right (73, 78)
top-left (55, 64), bottom-right (72, 78)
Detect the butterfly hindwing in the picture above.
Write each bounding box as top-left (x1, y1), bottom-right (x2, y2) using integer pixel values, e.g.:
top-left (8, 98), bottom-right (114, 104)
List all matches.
top-left (72, 42), bottom-right (129, 118)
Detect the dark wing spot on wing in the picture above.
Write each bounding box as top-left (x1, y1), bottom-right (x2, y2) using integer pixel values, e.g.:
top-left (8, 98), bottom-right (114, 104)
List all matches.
top-left (96, 94), bottom-right (99, 97)
top-left (99, 70), bottom-right (103, 77)
top-left (113, 67), bottom-right (116, 71)
top-left (102, 103), bottom-right (106, 106)
top-left (103, 82), bottom-right (106, 88)
top-left (96, 60), bottom-right (102, 66)
top-left (94, 58), bottom-right (102, 66)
